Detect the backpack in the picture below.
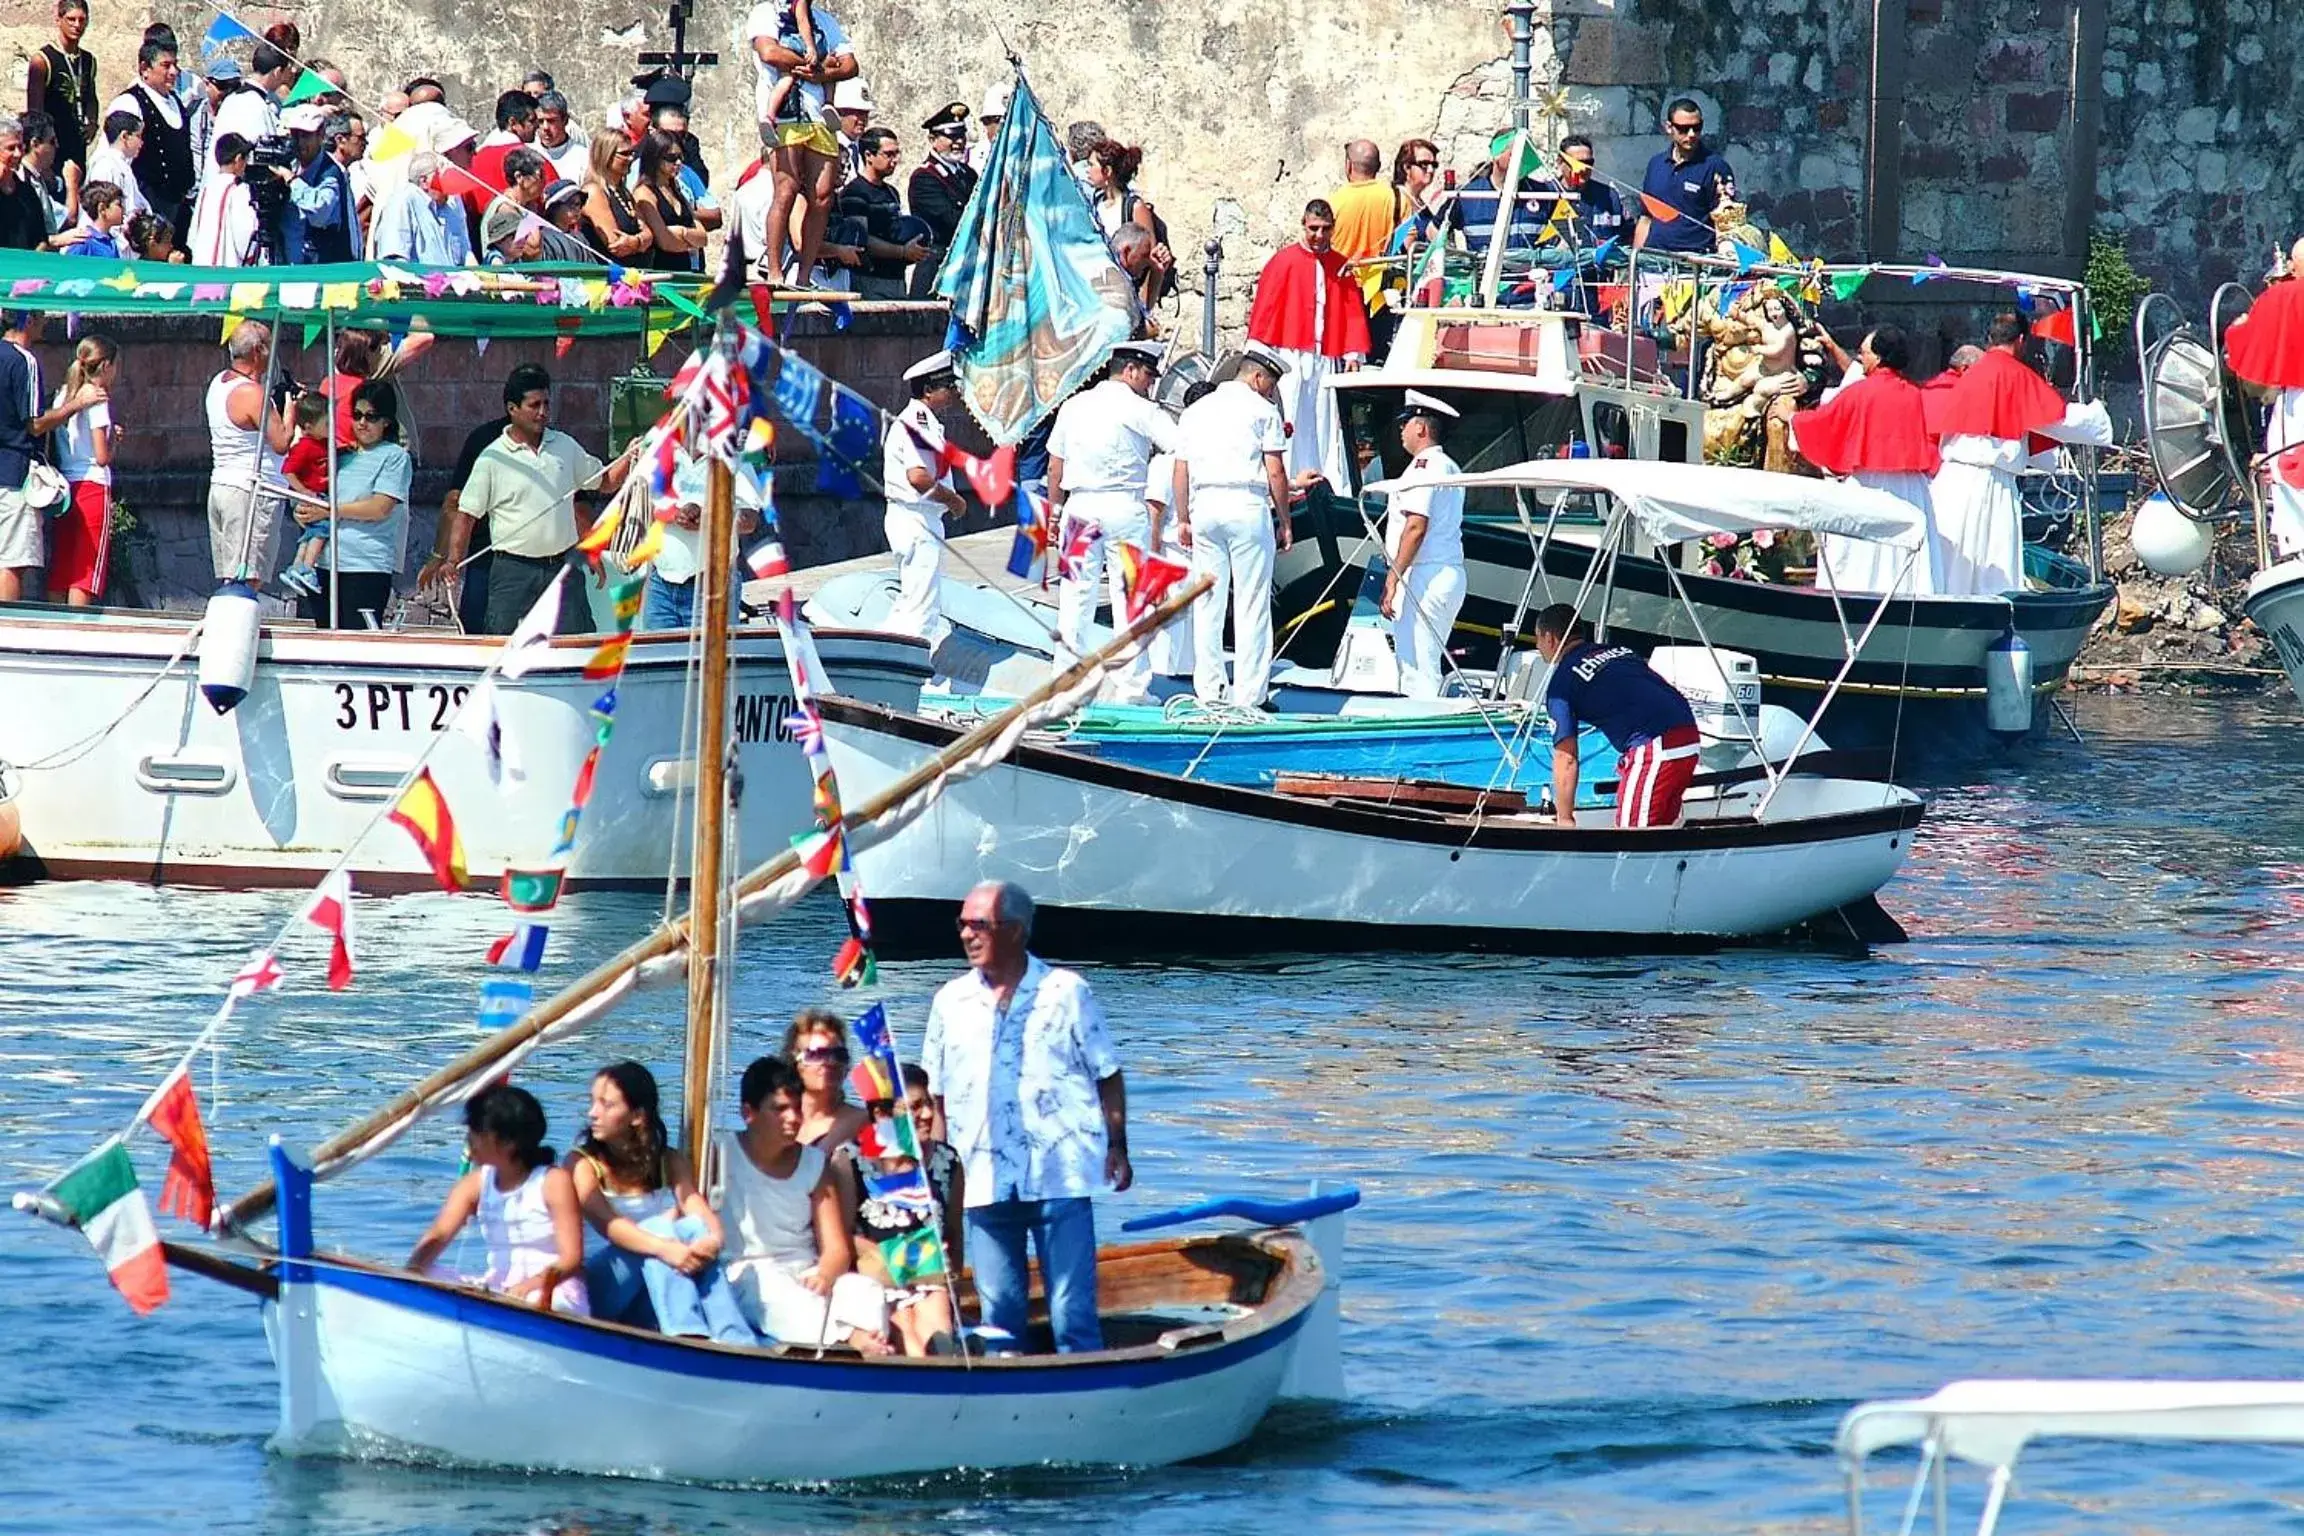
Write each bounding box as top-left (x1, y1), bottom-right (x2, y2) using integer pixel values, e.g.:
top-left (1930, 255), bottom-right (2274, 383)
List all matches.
top-left (1121, 190), bottom-right (1177, 306)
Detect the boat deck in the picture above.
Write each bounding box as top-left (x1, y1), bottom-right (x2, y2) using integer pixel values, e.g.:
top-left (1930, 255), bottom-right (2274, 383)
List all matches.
top-left (754, 529), bottom-right (1056, 612)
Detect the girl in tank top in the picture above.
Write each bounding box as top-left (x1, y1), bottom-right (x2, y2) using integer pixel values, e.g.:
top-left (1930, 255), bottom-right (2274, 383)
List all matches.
top-left (407, 1082), bottom-right (589, 1313)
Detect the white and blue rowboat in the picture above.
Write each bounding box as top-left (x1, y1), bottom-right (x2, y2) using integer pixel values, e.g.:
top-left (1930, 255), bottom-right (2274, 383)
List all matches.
top-left (1838, 1378), bottom-right (2304, 1536)
top-left (231, 1144), bottom-right (1353, 1482)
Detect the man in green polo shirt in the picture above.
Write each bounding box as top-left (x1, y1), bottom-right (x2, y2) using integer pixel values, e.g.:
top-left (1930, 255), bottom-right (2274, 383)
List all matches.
top-left (423, 362), bottom-right (640, 635)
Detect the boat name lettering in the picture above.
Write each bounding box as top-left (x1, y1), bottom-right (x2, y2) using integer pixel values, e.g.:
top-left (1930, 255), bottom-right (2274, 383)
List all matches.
top-left (732, 692), bottom-right (798, 744)
top-left (333, 682), bottom-right (474, 732)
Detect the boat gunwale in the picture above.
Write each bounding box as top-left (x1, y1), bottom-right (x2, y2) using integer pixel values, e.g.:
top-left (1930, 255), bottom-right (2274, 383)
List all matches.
top-left (817, 695), bottom-right (1925, 853)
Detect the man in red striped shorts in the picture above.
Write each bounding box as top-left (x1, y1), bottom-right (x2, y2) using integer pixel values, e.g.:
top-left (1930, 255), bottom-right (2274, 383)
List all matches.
top-left (1534, 603), bottom-right (1700, 828)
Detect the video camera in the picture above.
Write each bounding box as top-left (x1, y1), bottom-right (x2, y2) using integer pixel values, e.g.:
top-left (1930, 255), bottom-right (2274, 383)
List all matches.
top-left (243, 133), bottom-right (299, 264)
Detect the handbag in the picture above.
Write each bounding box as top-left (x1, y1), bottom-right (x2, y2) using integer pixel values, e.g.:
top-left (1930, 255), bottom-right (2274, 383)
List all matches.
top-left (21, 459), bottom-right (69, 514)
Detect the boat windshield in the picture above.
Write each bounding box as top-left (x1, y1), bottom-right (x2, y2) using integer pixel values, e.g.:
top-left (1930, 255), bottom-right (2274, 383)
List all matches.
top-left (1339, 386), bottom-right (1589, 522)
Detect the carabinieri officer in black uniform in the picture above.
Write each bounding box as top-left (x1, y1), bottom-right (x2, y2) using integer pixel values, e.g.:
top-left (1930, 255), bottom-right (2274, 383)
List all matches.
top-left (907, 101), bottom-right (978, 297)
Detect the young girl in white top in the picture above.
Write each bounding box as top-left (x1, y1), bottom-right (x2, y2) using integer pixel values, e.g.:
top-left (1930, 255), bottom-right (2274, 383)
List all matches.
top-left (407, 1082), bottom-right (589, 1313)
top-left (45, 334), bottom-right (116, 606)
top-left (719, 1054), bottom-right (890, 1353)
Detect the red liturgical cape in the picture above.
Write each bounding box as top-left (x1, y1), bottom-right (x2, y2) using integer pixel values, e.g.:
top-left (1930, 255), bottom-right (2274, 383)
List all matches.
top-left (1922, 347), bottom-right (2068, 441)
top-left (2226, 277), bottom-right (2304, 390)
top-left (1246, 243), bottom-right (1372, 359)
top-left (1792, 369), bottom-right (1940, 476)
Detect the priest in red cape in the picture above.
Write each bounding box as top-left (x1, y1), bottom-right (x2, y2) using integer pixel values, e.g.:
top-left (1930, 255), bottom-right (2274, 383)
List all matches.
top-left (1246, 198), bottom-right (1371, 493)
top-left (1791, 324), bottom-right (1942, 595)
top-left (2224, 237), bottom-right (2304, 558)
top-left (1922, 312), bottom-right (2113, 596)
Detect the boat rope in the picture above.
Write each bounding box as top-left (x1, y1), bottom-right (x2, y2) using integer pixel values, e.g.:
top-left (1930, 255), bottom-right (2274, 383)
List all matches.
top-left (2, 616), bottom-right (205, 782)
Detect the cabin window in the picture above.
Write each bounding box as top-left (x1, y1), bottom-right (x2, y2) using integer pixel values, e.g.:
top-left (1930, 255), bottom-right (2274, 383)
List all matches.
top-left (1341, 391), bottom-right (1580, 494)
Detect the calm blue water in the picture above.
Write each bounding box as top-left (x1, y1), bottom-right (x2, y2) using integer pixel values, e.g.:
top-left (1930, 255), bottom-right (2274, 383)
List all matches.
top-left (9, 692), bottom-right (2304, 1535)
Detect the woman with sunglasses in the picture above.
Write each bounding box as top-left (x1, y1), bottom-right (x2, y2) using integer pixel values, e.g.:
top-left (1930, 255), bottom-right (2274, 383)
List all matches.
top-left (632, 128), bottom-right (708, 273)
top-left (290, 379), bottom-right (410, 627)
top-left (580, 133), bottom-right (653, 263)
top-left (781, 1006), bottom-right (870, 1151)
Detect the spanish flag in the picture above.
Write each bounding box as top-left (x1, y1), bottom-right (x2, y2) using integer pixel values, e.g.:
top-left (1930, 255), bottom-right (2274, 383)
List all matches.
top-left (388, 769), bottom-right (468, 891)
top-left (583, 634), bottom-right (632, 680)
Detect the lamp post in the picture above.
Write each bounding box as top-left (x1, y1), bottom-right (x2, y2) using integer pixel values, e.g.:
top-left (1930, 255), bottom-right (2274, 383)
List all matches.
top-left (1504, 0), bottom-right (1536, 133)
top-left (1201, 237), bottom-right (1222, 359)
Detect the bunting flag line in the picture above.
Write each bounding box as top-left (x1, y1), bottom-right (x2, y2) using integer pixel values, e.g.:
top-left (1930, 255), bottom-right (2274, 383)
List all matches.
top-left (862, 1161), bottom-right (930, 1204)
top-left (498, 570), bottom-right (568, 680)
top-left (486, 922), bottom-right (548, 971)
top-left (857, 1114), bottom-right (918, 1161)
top-left (847, 1053), bottom-right (897, 1103)
top-left (746, 536), bottom-right (790, 578)
top-left (1113, 542), bottom-right (1190, 623)
top-left (1767, 232), bottom-right (1798, 267)
top-left (477, 976), bottom-right (534, 1032)
top-left (582, 634), bottom-right (632, 680)
top-left (575, 506), bottom-right (623, 569)
top-left (146, 1069), bottom-right (215, 1230)
top-left (199, 12), bottom-right (258, 55)
top-left (794, 827), bottom-right (844, 880)
top-left (774, 588), bottom-right (833, 700)
top-left (833, 933), bottom-right (877, 988)
top-left (784, 702), bottom-right (826, 759)
top-left (570, 747), bottom-right (602, 810)
top-left (455, 675), bottom-right (519, 785)
top-left (2031, 305), bottom-right (2078, 347)
top-left (877, 1227), bottom-right (947, 1286)
top-left (502, 867), bottom-right (565, 913)
top-left (228, 949), bottom-right (284, 998)
top-left (300, 870), bottom-right (357, 991)
top-left (283, 69), bottom-right (333, 105)
top-left (1828, 269), bottom-right (1870, 301)
top-left (49, 1142), bottom-right (169, 1315)
top-left (1058, 516), bottom-right (1101, 583)
top-left (389, 769), bottom-right (468, 891)
top-left (937, 440), bottom-right (1018, 507)
top-left (1008, 486), bottom-right (1051, 580)
top-left (1639, 191), bottom-right (1683, 224)
top-left (1732, 241), bottom-right (1766, 276)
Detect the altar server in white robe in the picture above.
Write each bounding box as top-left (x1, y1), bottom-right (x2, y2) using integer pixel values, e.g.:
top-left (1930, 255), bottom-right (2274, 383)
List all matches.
top-left (1379, 390), bottom-right (1468, 697)
top-left (1788, 324), bottom-right (1941, 594)
top-left (1173, 346), bottom-right (1295, 709)
top-left (2225, 237), bottom-right (2304, 558)
top-left (1924, 312), bottom-right (2113, 597)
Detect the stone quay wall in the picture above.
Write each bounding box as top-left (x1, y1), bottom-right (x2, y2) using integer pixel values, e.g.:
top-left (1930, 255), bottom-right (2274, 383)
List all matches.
top-left (7, 3), bottom-right (2300, 363)
top-left (14, 306), bottom-right (952, 611)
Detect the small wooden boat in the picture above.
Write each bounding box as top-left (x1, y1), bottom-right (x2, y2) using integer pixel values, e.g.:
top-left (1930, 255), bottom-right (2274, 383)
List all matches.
top-left (817, 692), bottom-right (1922, 953)
top-left (216, 1147), bottom-right (1350, 1481)
top-left (1838, 1378), bottom-right (2304, 1536)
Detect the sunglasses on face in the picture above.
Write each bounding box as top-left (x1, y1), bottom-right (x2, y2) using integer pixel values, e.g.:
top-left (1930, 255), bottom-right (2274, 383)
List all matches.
top-left (801, 1045), bottom-right (850, 1064)
top-left (351, 408), bottom-right (383, 422)
top-left (1410, 158), bottom-right (1438, 170)
top-left (956, 916), bottom-right (1007, 934)
top-left (1670, 121), bottom-right (1703, 135)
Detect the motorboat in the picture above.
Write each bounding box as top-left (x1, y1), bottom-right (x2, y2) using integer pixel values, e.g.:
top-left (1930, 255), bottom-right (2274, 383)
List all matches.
top-left (1838, 1378), bottom-right (2304, 1536)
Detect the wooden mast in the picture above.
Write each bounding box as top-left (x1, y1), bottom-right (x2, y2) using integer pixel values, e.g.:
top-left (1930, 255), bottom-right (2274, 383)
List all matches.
top-left (681, 315), bottom-right (738, 1169)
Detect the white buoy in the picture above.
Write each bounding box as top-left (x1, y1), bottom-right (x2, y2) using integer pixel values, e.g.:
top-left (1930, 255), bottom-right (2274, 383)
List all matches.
top-left (1984, 629), bottom-right (2035, 735)
top-left (197, 581), bottom-right (262, 715)
top-left (2131, 491), bottom-right (2214, 578)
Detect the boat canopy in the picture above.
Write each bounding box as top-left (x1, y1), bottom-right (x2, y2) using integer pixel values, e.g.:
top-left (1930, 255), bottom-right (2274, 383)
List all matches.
top-left (1838, 1379), bottom-right (2304, 1472)
top-left (1363, 459), bottom-right (1930, 549)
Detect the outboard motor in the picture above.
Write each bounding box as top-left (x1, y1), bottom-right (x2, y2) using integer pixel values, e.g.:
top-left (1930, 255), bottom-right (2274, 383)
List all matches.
top-left (1984, 629), bottom-right (2034, 735)
top-left (196, 581), bottom-right (262, 715)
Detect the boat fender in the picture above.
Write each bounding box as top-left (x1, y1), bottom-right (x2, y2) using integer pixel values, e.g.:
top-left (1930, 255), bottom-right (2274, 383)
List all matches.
top-left (1983, 629), bottom-right (2034, 735)
top-left (0, 798), bottom-right (19, 860)
top-left (2130, 492), bottom-right (2214, 578)
top-left (197, 582), bottom-right (263, 716)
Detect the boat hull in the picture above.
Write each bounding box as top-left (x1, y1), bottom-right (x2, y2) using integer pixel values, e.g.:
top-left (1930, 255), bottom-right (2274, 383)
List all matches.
top-left (0, 613), bottom-right (929, 887)
top-left (2244, 559), bottom-right (2304, 704)
top-left (819, 697), bottom-right (1923, 951)
top-left (1275, 507), bottom-right (2111, 752)
top-left (259, 1240), bottom-right (1312, 1483)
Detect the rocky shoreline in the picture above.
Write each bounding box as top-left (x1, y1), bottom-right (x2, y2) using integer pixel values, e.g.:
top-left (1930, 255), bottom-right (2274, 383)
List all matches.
top-left (2069, 475), bottom-right (2285, 698)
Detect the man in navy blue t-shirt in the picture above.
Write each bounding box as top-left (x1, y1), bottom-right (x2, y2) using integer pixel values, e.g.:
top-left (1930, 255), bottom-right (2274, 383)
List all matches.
top-left (1633, 98), bottom-right (1735, 257)
top-left (1535, 603), bottom-right (1699, 828)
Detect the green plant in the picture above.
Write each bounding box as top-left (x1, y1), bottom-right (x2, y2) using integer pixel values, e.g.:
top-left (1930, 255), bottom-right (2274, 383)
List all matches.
top-left (107, 495), bottom-right (138, 539)
top-left (2085, 229), bottom-right (2152, 364)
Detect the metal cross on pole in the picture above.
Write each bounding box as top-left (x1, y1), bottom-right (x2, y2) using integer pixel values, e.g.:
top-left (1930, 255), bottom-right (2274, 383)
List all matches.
top-left (638, 0), bottom-right (719, 80)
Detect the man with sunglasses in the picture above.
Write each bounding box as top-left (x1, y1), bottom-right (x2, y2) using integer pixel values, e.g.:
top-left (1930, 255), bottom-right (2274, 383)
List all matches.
top-left (906, 101), bottom-right (976, 296)
top-left (1633, 97), bottom-right (1735, 256)
top-left (921, 880), bottom-right (1128, 1355)
top-left (1379, 391), bottom-right (1466, 698)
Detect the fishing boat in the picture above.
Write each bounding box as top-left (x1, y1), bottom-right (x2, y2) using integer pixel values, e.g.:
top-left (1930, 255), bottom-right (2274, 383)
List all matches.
top-left (1837, 1378), bottom-right (2304, 1536)
top-left (15, 311), bottom-right (1351, 1483)
top-left (0, 252), bottom-right (930, 886)
top-left (0, 608), bottom-right (927, 888)
top-left (1275, 260), bottom-right (2118, 752)
top-left (816, 458), bottom-right (1927, 953)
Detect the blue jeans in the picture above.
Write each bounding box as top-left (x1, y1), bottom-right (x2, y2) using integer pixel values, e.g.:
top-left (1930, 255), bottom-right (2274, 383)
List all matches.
top-left (966, 1197), bottom-right (1102, 1353)
top-left (582, 1214), bottom-right (755, 1345)
top-left (639, 571), bottom-right (697, 631)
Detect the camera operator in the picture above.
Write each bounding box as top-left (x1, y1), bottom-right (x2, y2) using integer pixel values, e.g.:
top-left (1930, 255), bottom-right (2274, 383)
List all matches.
top-left (282, 106), bottom-right (360, 262)
top-left (186, 132), bottom-right (258, 265)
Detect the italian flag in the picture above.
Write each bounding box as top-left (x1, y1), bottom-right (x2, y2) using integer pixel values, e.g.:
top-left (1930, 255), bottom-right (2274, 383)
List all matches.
top-left (51, 1142), bottom-right (169, 1315)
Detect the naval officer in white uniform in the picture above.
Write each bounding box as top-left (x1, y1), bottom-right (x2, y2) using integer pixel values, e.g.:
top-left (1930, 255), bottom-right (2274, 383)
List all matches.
top-left (1172, 344), bottom-right (1295, 709)
top-left (881, 350), bottom-right (968, 648)
top-left (1047, 339), bottom-right (1178, 696)
top-left (1380, 390), bottom-right (1468, 698)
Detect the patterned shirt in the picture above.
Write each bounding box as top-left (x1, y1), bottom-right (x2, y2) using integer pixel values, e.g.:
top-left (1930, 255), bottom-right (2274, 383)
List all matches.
top-left (921, 955), bottom-right (1121, 1206)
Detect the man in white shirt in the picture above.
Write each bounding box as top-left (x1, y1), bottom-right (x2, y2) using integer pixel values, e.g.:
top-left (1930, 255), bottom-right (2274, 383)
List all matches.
top-left (370, 152), bottom-right (472, 266)
top-left (1172, 345), bottom-right (1295, 708)
top-left (206, 55), bottom-right (280, 184)
top-left (533, 89), bottom-right (590, 181)
top-left (1047, 340), bottom-right (1179, 695)
top-left (1379, 390), bottom-right (1468, 698)
top-left (881, 350), bottom-right (967, 648)
top-left (922, 880), bottom-right (1128, 1355)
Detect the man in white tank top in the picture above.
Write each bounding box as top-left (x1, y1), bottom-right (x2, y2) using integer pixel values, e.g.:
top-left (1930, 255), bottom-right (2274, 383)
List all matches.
top-left (205, 320), bottom-right (298, 585)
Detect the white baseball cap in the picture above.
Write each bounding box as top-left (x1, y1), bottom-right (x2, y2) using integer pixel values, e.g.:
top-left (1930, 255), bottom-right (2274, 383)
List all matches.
top-left (831, 78), bottom-right (874, 113)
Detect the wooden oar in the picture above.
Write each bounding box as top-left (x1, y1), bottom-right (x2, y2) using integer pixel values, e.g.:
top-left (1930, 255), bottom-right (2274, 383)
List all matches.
top-left (215, 574), bottom-right (1211, 1234)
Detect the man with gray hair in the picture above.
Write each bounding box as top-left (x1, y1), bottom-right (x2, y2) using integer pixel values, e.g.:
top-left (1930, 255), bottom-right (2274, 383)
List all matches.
top-left (920, 879), bottom-right (1129, 1355)
top-left (370, 150), bottom-right (472, 264)
top-left (533, 89), bottom-right (589, 181)
top-left (0, 116), bottom-right (46, 251)
top-left (204, 319), bottom-right (300, 586)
